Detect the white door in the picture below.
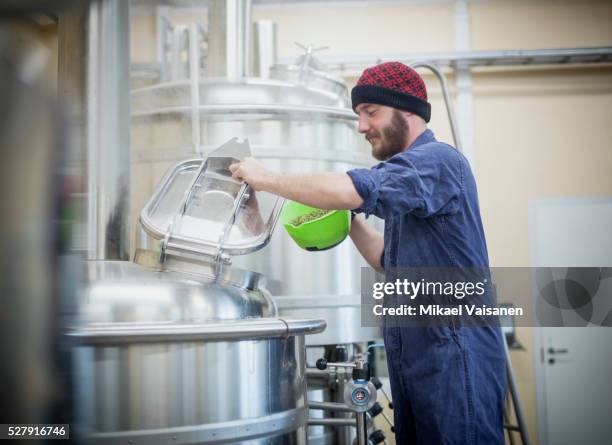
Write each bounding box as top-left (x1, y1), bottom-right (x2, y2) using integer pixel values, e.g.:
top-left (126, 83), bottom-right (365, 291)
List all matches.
top-left (530, 198), bottom-right (612, 445)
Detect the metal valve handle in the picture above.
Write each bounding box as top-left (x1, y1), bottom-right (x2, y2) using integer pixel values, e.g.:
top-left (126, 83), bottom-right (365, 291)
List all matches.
top-left (315, 358), bottom-right (356, 370)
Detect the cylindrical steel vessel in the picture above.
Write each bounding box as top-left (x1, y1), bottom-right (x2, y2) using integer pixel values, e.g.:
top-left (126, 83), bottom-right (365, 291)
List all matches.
top-left (130, 70), bottom-right (381, 323)
top-left (129, 55), bottom-right (385, 444)
top-left (69, 260), bottom-right (325, 444)
top-left (131, 75), bottom-right (372, 296)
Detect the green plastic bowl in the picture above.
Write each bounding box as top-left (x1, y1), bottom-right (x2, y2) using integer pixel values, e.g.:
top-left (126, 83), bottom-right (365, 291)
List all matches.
top-left (281, 201), bottom-right (351, 251)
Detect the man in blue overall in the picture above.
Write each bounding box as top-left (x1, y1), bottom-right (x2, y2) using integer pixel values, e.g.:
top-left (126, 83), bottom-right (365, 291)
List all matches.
top-left (230, 61), bottom-right (507, 444)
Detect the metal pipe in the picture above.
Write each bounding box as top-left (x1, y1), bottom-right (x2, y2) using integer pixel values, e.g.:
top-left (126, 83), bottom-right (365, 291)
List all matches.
top-left (356, 412), bottom-right (368, 445)
top-left (306, 368), bottom-right (333, 388)
top-left (243, 0), bottom-right (252, 77)
top-left (131, 103), bottom-right (358, 120)
top-left (308, 418), bottom-right (356, 427)
top-left (409, 61), bottom-right (462, 153)
top-left (66, 318), bottom-right (326, 345)
top-left (206, 0), bottom-right (226, 77)
top-left (188, 24), bottom-right (201, 154)
top-left (252, 21), bottom-right (277, 78)
top-left (58, 0), bottom-right (131, 260)
top-left (380, 410), bottom-right (394, 429)
top-left (86, 0), bottom-right (130, 259)
top-left (280, 47), bottom-right (612, 72)
top-left (504, 395), bottom-right (517, 445)
top-left (504, 338), bottom-right (532, 445)
top-left (308, 401), bottom-right (353, 413)
top-left (225, 0), bottom-right (252, 80)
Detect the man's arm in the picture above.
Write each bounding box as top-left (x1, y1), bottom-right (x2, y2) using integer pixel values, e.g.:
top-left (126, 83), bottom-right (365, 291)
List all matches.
top-left (350, 215), bottom-right (384, 273)
top-left (230, 158), bottom-right (385, 270)
top-left (229, 158), bottom-right (363, 210)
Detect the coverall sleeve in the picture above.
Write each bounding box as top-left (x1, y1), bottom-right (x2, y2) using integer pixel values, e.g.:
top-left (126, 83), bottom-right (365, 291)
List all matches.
top-left (346, 145), bottom-right (463, 220)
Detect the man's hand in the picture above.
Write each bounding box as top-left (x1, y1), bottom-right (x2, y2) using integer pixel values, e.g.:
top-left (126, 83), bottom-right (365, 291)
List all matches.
top-left (229, 158), bottom-right (274, 191)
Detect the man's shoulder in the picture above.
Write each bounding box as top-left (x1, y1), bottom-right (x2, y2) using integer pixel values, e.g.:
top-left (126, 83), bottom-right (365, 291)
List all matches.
top-left (398, 140), bottom-right (463, 167)
top-left (412, 140), bottom-right (458, 156)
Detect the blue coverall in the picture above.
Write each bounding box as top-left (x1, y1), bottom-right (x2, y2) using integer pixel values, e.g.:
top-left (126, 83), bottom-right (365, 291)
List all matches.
top-left (347, 129), bottom-right (507, 444)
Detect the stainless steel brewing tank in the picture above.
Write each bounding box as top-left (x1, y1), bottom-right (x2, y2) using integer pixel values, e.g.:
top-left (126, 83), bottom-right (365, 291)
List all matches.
top-left (69, 260), bottom-right (325, 444)
top-left (130, 70), bottom-right (380, 311)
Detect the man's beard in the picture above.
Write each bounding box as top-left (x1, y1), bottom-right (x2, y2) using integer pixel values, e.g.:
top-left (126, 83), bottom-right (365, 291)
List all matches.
top-left (367, 110), bottom-right (409, 161)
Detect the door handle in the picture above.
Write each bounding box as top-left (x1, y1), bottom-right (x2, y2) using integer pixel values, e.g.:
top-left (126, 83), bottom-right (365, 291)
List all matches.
top-left (547, 347), bottom-right (568, 355)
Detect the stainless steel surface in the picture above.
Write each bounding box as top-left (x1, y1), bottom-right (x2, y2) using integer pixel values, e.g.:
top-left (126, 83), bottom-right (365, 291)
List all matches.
top-left (409, 61), bottom-right (462, 153)
top-left (130, 53), bottom-right (383, 438)
top-left (68, 318), bottom-right (326, 344)
top-left (307, 388), bottom-right (335, 445)
top-left (132, 102), bottom-right (357, 119)
top-left (58, 0), bottom-right (130, 259)
top-left (188, 24), bottom-right (202, 153)
top-left (305, 346), bottom-right (363, 444)
top-left (206, 0), bottom-right (226, 78)
top-left (206, 0), bottom-right (252, 79)
top-left (73, 337), bottom-right (308, 444)
top-left (131, 77), bottom-right (350, 110)
top-left (83, 407), bottom-right (307, 445)
top-left (309, 401), bottom-right (354, 413)
top-left (131, 75), bottom-right (376, 304)
top-left (356, 413), bottom-right (367, 445)
top-left (306, 368), bottom-right (334, 388)
top-left (252, 20), bottom-right (277, 78)
top-left (269, 64), bottom-right (349, 104)
top-left (134, 248), bottom-right (268, 288)
top-left (75, 260), bottom-right (276, 323)
top-left (276, 295), bottom-right (380, 346)
top-left (308, 419), bottom-right (356, 427)
top-left (72, 260), bottom-right (323, 444)
top-left (226, 0), bottom-right (252, 80)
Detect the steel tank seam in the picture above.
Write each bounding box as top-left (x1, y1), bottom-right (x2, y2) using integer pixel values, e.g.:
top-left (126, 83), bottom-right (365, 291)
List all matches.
top-left (79, 406), bottom-right (308, 445)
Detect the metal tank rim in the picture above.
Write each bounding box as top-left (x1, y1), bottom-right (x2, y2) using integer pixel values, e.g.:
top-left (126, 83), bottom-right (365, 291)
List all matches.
top-left (66, 317), bottom-right (326, 345)
top-left (130, 103), bottom-right (357, 120)
top-left (130, 75), bottom-right (320, 94)
top-left (132, 145), bottom-right (374, 166)
top-left (130, 75), bottom-right (347, 98)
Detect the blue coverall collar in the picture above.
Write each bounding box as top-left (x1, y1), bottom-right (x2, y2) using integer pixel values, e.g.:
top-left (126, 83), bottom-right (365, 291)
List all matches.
top-left (407, 128), bottom-right (435, 150)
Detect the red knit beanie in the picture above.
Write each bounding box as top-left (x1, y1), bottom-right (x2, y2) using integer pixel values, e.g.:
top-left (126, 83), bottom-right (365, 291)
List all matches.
top-left (351, 61), bottom-right (431, 122)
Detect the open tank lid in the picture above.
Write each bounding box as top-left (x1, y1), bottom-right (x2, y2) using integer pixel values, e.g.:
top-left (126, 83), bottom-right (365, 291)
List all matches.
top-left (139, 138), bottom-right (283, 265)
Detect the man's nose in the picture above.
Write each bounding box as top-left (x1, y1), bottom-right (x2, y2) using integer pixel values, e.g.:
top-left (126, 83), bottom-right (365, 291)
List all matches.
top-left (358, 116), bottom-right (370, 134)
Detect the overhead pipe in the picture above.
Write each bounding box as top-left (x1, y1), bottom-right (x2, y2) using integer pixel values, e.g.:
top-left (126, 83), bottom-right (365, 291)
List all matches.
top-left (409, 61), bottom-right (463, 153)
top-left (208, 0), bottom-right (252, 80)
